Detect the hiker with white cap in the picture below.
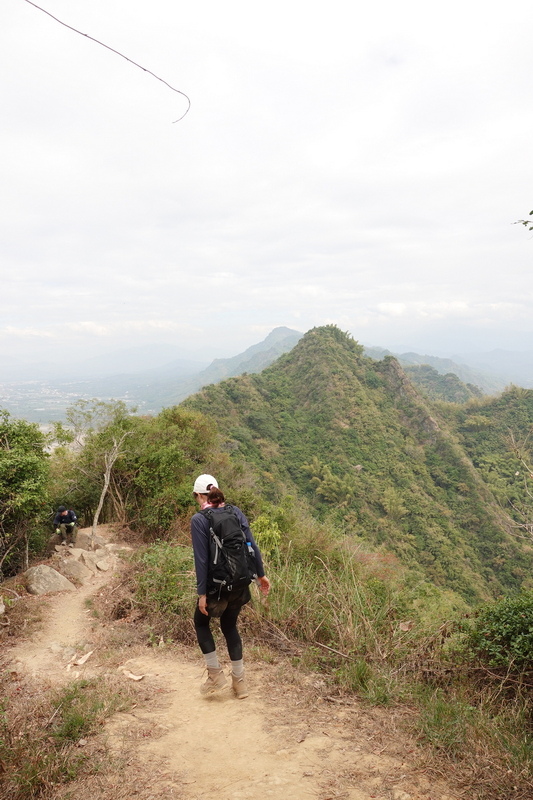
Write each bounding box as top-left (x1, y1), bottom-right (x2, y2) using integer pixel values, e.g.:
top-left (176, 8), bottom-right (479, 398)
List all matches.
top-left (191, 474), bottom-right (270, 698)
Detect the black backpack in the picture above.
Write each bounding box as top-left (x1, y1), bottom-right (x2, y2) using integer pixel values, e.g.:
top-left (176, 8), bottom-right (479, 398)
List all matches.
top-left (200, 505), bottom-right (257, 597)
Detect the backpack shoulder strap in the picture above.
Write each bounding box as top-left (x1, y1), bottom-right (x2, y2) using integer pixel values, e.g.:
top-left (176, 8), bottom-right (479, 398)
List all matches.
top-left (199, 508), bottom-right (215, 530)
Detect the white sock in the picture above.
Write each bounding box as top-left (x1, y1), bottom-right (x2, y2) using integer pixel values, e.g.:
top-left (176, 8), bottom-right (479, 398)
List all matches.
top-left (204, 651), bottom-right (220, 669)
top-left (231, 659), bottom-right (244, 678)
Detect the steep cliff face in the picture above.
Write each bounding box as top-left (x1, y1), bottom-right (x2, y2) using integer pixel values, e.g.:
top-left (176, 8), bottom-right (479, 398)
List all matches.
top-left (186, 326), bottom-right (533, 601)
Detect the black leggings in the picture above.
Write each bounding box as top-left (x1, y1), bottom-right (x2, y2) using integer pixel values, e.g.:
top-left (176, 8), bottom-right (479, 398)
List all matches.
top-left (194, 603), bottom-right (243, 661)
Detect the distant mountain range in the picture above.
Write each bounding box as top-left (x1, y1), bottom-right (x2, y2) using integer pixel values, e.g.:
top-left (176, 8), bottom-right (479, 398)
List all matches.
top-left (2, 325), bottom-right (533, 423)
top-left (0, 343), bottom-right (203, 383)
top-left (363, 347), bottom-right (507, 394)
top-left (371, 347), bottom-right (533, 393)
top-left (0, 328), bottom-right (303, 422)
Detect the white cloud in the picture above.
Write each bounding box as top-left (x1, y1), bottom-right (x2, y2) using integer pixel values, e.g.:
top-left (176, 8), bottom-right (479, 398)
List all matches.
top-left (1, 0), bottom-right (533, 364)
top-left (0, 327), bottom-right (55, 339)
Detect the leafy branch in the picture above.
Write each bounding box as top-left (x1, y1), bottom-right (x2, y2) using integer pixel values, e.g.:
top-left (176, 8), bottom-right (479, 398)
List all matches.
top-left (515, 210), bottom-right (533, 231)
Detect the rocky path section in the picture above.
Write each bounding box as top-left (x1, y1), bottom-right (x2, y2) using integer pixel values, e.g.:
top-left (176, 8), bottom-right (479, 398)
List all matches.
top-left (9, 526), bottom-right (130, 685)
top-left (6, 528), bottom-right (459, 800)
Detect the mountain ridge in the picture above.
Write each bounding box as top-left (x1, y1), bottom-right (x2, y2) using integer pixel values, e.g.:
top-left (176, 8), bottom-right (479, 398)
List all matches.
top-left (184, 326), bottom-right (533, 601)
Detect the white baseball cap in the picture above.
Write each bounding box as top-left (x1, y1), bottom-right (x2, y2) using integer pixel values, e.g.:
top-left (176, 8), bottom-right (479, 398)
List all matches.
top-left (193, 474), bottom-right (219, 494)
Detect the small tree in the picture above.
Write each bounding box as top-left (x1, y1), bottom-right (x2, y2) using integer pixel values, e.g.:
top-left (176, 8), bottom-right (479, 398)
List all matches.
top-left (58, 400), bottom-right (135, 541)
top-left (53, 402), bottom-right (219, 540)
top-left (0, 410), bottom-right (49, 575)
top-left (91, 429), bottom-right (130, 542)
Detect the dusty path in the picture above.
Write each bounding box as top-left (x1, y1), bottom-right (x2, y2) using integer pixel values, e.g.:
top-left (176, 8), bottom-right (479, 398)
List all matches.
top-left (10, 569), bottom-right (111, 684)
top-left (7, 528), bottom-right (458, 800)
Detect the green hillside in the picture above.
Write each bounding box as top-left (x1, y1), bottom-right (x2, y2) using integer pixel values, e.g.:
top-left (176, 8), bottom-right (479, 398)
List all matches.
top-left (185, 326), bottom-right (533, 602)
top-left (444, 386), bottom-right (533, 535)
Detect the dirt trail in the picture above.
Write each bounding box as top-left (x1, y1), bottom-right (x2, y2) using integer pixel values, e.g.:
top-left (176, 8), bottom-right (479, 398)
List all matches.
top-left (7, 528), bottom-right (458, 800)
top-left (10, 570), bottom-right (111, 684)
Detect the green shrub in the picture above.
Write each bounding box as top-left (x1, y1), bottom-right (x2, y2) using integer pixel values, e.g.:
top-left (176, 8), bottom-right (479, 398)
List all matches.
top-left (465, 591), bottom-right (533, 669)
top-left (134, 542), bottom-right (195, 618)
top-left (250, 514), bottom-right (282, 563)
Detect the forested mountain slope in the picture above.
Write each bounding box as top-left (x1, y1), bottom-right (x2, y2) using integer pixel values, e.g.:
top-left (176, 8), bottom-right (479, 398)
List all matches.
top-left (185, 326), bottom-right (533, 602)
top-left (444, 385), bottom-right (533, 534)
top-left (403, 363), bottom-right (483, 403)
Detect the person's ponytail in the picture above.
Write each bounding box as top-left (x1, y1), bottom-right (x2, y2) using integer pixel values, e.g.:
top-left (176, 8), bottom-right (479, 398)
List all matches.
top-left (207, 487), bottom-right (225, 507)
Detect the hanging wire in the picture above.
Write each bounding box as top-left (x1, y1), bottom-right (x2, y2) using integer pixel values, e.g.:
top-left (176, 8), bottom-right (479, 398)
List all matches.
top-left (23, 0), bottom-right (191, 123)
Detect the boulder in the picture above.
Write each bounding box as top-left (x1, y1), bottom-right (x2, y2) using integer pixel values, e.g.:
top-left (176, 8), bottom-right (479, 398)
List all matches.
top-left (48, 532), bottom-right (65, 553)
top-left (24, 565), bottom-right (76, 595)
top-left (74, 531), bottom-right (106, 551)
top-left (56, 558), bottom-right (94, 586)
top-left (80, 552), bottom-right (99, 572)
top-left (66, 548), bottom-right (85, 561)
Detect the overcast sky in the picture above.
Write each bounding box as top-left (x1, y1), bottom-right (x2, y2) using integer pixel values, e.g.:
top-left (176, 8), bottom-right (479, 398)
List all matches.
top-left (2, 0), bottom-right (533, 367)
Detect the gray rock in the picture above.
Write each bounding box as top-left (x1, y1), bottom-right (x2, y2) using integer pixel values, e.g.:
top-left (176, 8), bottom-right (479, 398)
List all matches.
top-left (105, 543), bottom-right (134, 554)
top-left (66, 548), bottom-right (85, 561)
top-left (0, 600), bottom-right (5, 615)
top-left (24, 565), bottom-right (76, 595)
top-left (74, 531), bottom-right (106, 551)
top-left (48, 532), bottom-right (64, 552)
top-left (57, 558), bottom-right (94, 585)
top-left (96, 558), bottom-right (111, 572)
top-left (80, 552), bottom-right (99, 572)
top-left (49, 643), bottom-right (77, 660)
top-left (73, 531), bottom-right (91, 550)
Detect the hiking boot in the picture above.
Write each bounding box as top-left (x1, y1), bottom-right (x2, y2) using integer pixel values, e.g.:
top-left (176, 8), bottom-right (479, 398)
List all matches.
top-left (231, 673), bottom-right (249, 699)
top-left (200, 667), bottom-right (228, 696)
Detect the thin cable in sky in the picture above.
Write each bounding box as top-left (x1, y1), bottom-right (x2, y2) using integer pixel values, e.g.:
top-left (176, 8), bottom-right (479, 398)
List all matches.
top-left (23, 0), bottom-right (191, 123)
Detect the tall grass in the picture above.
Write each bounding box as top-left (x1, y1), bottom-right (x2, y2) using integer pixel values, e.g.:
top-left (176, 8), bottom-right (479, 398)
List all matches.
top-left (132, 540), bottom-right (196, 643)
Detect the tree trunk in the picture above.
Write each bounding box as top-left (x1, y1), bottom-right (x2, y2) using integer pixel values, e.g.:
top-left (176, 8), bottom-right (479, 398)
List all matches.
top-left (91, 432), bottom-right (129, 547)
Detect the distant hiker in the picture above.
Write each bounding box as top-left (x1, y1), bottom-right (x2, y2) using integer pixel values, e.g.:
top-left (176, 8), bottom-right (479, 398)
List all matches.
top-left (53, 506), bottom-right (78, 547)
top-left (190, 474), bottom-right (270, 699)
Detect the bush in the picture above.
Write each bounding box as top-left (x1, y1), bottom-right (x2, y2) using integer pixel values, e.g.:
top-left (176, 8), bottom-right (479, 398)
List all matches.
top-left (465, 591), bottom-right (533, 670)
top-left (0, 410), bottom-right (50, 577)
top-left (250, 514), bottom-right (282, 563)
top-left (134, 542), bottom-right (195, 619)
